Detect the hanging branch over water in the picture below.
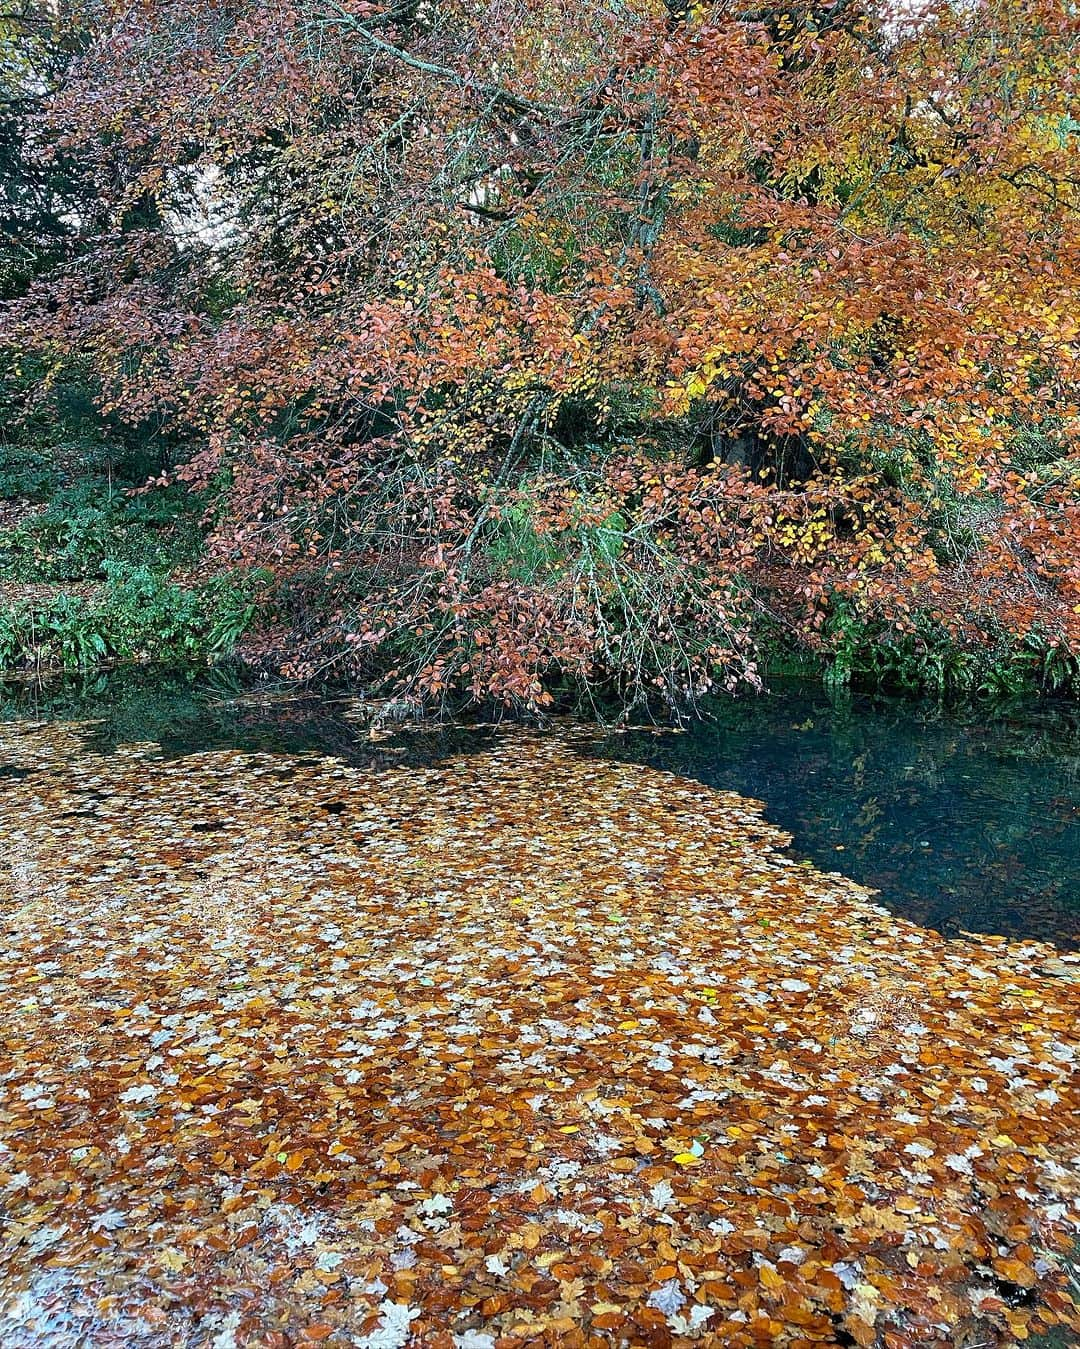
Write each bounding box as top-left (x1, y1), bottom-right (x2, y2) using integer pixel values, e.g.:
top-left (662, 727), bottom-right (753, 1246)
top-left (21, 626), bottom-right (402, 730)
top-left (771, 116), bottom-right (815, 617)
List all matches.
top-left (4, 0), bottom-right (1080, 709)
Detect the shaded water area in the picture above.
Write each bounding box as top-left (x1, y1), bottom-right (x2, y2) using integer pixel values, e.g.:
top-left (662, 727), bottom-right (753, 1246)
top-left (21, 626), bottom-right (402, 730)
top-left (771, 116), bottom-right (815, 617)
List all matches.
top-left (608, 689), bottom-right (1080, 951)
top-left (4, 671), bottom-right (1077, 948)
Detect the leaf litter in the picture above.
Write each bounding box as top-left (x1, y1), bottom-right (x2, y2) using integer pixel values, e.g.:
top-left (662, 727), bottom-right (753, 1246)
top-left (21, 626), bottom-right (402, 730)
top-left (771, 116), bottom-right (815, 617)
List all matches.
top-left (0, 717), bottom-right (1077, 1346)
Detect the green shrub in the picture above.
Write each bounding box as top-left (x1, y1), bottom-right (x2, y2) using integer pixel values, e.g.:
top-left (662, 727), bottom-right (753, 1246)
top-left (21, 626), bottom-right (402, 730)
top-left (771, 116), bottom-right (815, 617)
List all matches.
top-left (0, 480), bottom-right (206, 582)
top-left (815, 598), bottom-right (1080, 699)
top-left (0, 565), bottom-right (263, 672)
top-left (0, 445), bottom-right (58, 500)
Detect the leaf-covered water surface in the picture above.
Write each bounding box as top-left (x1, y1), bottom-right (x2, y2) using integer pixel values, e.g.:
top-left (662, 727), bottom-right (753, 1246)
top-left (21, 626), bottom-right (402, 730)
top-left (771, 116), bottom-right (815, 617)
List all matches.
top-left (0, 717), bottom-right (1077, 1347)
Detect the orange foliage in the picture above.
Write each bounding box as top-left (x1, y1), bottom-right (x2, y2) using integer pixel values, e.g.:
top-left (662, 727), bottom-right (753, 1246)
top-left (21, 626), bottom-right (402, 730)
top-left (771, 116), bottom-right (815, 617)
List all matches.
top-left (8, 0), bottom-right (1080, 706)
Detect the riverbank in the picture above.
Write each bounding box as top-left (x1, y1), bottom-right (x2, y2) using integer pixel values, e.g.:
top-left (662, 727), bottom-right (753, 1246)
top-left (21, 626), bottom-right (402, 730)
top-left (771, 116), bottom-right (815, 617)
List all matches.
top-left (0, 594), bottom-right (1077, 707)
top-left (2, 438), bottom-right (1077, 702)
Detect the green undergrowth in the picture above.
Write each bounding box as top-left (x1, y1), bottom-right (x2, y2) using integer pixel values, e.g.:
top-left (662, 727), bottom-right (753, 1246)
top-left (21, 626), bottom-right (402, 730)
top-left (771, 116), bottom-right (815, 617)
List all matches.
top-left (0, 563), bottom-right (262, 671)
top-left (0, 476), bottom-right (205, 581)
top-left (0, 409), bottom-right (260, 671)
top-left (0, 425), bottom-right (207, 586)
top-left (755, 595), bottom-right (1078, 702)
top-left (813, 601), bottom-right (1080, 699)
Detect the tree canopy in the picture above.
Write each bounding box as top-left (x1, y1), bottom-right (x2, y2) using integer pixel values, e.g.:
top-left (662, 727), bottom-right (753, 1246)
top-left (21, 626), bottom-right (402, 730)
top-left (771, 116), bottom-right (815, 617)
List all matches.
top-left (6, 0), bottom-right (1080, 708)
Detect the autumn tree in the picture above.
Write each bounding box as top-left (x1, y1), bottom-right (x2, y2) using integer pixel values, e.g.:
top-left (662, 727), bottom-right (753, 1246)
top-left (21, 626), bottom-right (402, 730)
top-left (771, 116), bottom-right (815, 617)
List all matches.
top-left (0, 2), bottom-right (88, 299)
top-left (7, 0), bottom-right (1080, 708)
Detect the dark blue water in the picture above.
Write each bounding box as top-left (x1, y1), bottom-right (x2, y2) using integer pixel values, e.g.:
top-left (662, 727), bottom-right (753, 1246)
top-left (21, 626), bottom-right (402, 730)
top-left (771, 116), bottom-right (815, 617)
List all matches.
top-left (2, 672), bottom-right (1077, 947)
top-left (604, 688), bottom-right (1079, 948)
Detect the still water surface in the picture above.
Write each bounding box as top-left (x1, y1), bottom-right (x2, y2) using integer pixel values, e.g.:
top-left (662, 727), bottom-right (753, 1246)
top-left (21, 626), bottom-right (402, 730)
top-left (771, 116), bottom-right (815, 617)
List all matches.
top-left (3, 672), bottom-right (1077, 948)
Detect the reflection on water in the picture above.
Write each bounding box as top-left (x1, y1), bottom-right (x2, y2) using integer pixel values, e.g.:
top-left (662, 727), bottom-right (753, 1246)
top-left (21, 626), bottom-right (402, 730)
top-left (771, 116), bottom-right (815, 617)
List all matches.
top-left (2, 670), bottom-right (1077, 948)
top-left (605, 688), bottom-right (1079, 949)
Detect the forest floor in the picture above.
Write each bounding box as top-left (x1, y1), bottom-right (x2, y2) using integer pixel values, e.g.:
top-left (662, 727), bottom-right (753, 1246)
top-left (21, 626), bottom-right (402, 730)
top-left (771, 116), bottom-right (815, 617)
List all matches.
top-left (0, 718), bottom-right (1077, 1347)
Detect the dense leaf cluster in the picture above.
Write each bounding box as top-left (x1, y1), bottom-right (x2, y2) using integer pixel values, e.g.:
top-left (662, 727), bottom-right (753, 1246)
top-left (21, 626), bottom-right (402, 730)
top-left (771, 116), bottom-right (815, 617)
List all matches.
top-left (3, 0), bottom-right (1079, 708)
top-left (0, 719), bottom-right (1078, 1346)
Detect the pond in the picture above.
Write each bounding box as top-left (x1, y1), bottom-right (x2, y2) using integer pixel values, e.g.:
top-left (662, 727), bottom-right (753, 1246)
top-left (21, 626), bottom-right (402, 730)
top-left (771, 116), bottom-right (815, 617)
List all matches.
top-left (610, 688), bottom-right (1080, 950)
top-left (5, 671), bottom-right (1077, 948)
top-left (0, 670), bottom-right (1078, 1347)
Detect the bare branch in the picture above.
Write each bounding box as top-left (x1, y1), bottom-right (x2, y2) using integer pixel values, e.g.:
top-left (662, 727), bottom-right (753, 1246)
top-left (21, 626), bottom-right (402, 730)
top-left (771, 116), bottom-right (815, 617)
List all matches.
top-left (314, 2), bottom-right (564, 120)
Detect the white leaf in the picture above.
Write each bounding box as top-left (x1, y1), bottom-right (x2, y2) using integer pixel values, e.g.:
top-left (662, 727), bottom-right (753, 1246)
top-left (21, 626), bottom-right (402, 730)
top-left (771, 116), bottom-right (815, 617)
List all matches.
top-left (356, 1301), bottom-right (420, 1349)
top-left (667, 1304), bottom-right (715, 1335)
top-left (903, 1142), bottom-right (933, 1159)
top-left (647, 1279), bottom-right (685, 1316)
top-left (649, 1180), bottom-right (675, 1211)
top-left (90, 1209), bottom-right (126, 1232)
top-left (119, 1084), bottom-right (158, 1105)
top-left (211, 1311), bottom-right (242, 1349)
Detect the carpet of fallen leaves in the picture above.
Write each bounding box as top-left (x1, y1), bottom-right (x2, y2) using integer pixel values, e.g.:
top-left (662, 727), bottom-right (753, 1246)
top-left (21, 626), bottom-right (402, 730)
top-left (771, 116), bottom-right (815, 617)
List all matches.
top-left (0, 715), bottom-right (1078, 1348)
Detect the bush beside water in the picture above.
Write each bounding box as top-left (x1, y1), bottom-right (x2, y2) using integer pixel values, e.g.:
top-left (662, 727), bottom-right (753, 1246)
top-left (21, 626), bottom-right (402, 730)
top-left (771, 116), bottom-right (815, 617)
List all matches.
top-left (0, 423), bottom-right (259, 672)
